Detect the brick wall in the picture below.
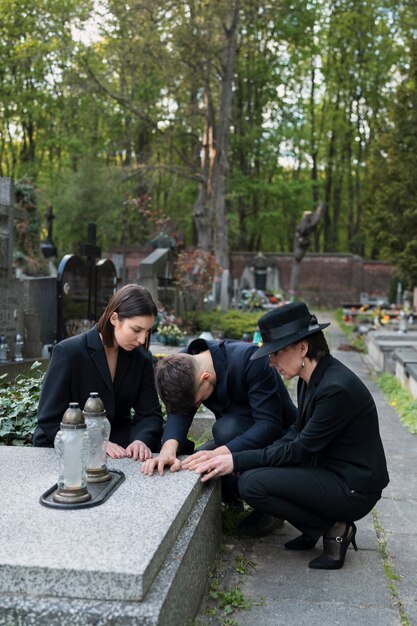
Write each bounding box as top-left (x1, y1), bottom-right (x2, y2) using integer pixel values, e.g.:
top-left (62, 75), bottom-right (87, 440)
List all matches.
top-left (230, 252), bottom-right (394, 306)
top-left (107, 247), bottom-right (394, 308)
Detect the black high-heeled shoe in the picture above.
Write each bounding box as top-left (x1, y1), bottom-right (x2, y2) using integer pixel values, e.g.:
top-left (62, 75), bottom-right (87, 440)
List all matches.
top-left (284, 534), bottom-right (318, 551)
top-left (308, 522), bottom-right (358, 570)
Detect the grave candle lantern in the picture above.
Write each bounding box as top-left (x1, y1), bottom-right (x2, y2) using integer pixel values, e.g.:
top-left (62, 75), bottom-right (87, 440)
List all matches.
top-left (13, 333), bottom-right (24, 362)
top-left (53, 403), bottom-right (91, 504)
top-left (0, 335), bottom-right (9, 363)
top-left (83, 392), bottom-right (111, 483)
top-left (399, 310), bottom-right (408, 334)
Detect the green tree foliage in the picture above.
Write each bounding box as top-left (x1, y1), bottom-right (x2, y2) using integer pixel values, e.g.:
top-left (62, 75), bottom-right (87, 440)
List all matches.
top-left (0, 0), bottom-right (414, 270)
top-left (363, 3), bottom-right (417, 285)
top-left (0, 0), bottom-right (92, 180)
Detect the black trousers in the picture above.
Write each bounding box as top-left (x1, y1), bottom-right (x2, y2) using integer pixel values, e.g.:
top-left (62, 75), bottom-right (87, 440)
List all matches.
top-left (238, 466), bottom-right (381, 540)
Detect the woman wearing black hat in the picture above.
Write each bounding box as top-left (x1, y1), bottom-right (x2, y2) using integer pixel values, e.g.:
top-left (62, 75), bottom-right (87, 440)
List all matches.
top-left (193, 302), bottom-right (389, 570)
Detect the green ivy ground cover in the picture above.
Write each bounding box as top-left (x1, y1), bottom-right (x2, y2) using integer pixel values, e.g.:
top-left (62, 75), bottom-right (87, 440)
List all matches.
top-left (0, 362), bottom-right (44, 446)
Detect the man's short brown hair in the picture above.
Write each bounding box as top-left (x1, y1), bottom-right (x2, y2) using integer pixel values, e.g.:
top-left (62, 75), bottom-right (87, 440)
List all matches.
top-left (155, 353), bottom-right (198, 413)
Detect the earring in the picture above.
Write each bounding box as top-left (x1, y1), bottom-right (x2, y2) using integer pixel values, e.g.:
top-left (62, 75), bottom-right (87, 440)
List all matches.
top-left (301, 360), bottom-right (305, 369)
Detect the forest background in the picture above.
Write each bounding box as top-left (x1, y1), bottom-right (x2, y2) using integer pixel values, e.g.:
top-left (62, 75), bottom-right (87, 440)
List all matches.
top-left (1, 0), bottom-right (417, 285)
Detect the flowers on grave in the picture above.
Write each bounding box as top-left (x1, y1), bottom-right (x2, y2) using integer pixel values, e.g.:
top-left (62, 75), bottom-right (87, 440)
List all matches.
top-left (157, 323), bottom-right (185, 346)
top-left (239, 289), bottom-right (285, 312)
top-left (155, 308), bottom-right (186, 346)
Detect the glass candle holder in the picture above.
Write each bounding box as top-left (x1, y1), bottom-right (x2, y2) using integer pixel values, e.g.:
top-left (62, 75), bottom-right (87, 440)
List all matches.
top-left (14, 333), bottom-right (24, 362)
top-left (53, 403), bottom-right (91, 504)
top-left (83, 392), bottom-right (111, 483)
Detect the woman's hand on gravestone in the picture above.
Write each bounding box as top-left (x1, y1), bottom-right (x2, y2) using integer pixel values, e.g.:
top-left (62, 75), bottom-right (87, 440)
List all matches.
top-left (194, 452), bottom-right (234, 482)
top-left (181, 445), bottom-right (229, 471)
top-left (126, 440), bottom-right (152, 462)
top-left (106, 441), bottom-right (128, 459)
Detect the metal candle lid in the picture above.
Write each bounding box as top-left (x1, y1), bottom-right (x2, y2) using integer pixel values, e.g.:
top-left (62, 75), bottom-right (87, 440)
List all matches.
top-left (83, 392), bottom-right (106, 416)
top-left (61, 403), bottom-right (86, 429)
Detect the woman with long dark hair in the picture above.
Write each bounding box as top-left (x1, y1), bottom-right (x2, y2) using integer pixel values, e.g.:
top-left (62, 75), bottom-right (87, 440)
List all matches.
top-left (33, 284), bottom-right (163, 460)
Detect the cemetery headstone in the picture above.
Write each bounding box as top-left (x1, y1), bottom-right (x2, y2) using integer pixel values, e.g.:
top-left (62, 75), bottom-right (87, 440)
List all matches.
top-left (253, 252), bottom-right (267, 291)
top-left (96, 259), bottom-right (118, 317)
top-left (56, 224), bottom-right (117, 341)
top-left (239, 253), bottom-right (280, 297)
top-left (0, 177), bottom-right (15, 279)
top-left (79, 223), bottom-right (102, 321)
top-left (0, 178), bottom-right (26, 361)
top-left (57, 254), bottom-right (91, 340)
top-left (138, 247), bottom-right (177, 309)
top-left (219, 269), bottom-right (230, 310)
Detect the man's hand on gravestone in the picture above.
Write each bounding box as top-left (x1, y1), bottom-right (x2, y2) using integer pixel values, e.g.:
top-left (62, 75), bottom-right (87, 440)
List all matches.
top-left (106, 442), bottom-right (128, 459)
top-left (126, 440), bottom-right (152, 462)
top-left (140, 440), bottom-right (181, 476)
top-left (140, 453), bottom-right (181, 476)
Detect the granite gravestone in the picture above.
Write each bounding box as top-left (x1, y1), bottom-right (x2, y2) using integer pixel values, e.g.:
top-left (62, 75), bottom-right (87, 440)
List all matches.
top-left (57, 253), bottom-right (117, 341)
top-left (138, 247), bottom-right (177, 310)
top-left (0, 177), bottom-right (15, 280)
top-left (57, 254), bottom-right (91, 340)
top-left (57, 223), bottom-right (117, 341)
top-left (96, 258), bottom-right (118, 316)
top-left (239, 253), bottom-right (280, 295)
top-left (0, 178), bottom-right (25, 361)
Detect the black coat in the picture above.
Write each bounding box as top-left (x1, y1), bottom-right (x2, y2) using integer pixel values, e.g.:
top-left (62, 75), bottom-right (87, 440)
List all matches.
top-left (162, 338), bottom-right (297, 453)
top-left (33, 326), bottom-right (163, 449)
top-left (233, 355), bottom-right (389, 493)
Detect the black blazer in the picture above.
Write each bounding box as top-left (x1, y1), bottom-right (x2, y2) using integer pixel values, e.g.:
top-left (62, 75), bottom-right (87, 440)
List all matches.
top-left (233, 355), bottom-right (389, 494)
top-left (162, 339), bottom-right (296, 453)
top-left (33, 326), bottom-right (163, 449)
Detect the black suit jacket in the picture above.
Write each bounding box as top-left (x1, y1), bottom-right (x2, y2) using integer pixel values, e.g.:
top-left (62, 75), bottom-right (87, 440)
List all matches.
top-left (162, 339), bottom-right (296, 453)
top-left (233, 355), bottom-right (389, 493)
top-left (33, 326), bottom-right (163, 449)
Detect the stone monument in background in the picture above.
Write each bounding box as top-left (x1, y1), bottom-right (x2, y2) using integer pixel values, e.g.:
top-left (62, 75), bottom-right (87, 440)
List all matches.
top-left (240, 252), bottom-right (281, 294)
top-left (57, 224), bottom-right (117, 341)
top-left (0, 178), bottom-right (25, 361)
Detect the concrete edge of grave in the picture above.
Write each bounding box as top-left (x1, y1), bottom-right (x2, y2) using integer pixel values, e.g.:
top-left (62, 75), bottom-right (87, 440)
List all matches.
top-left (0, 482), bottom-right (222, 626)
top-left (189, 411), bottom-right (216, 442)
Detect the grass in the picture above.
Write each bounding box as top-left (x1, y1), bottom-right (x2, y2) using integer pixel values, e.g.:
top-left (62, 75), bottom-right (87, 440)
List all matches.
top-left (372, 509), bottom-right (409, 626)
top-left (377, 373), bottom-right (417, 435)
top-left (335, 309), bottom-right (417, 435)
top-left (334, 308), bottom-right (367, 352)
top-left (193, 505), bottom-right (262, 625)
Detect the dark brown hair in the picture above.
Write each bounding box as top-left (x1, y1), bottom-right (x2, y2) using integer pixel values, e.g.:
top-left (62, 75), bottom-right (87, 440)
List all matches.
top-left (303, 331), bottom-right (330, 361)
top-left (155, 353), bottom-right (198, 413)
top-left (97, 284), bottom-right (157, 348)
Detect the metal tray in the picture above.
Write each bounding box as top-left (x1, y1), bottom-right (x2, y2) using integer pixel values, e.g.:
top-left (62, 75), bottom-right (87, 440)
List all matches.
top-left (39, 469), bottom-right (125, 510)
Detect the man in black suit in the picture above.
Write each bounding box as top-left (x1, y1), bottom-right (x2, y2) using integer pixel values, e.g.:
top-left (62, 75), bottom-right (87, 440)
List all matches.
top-left (141, 337), bottom-right (296, 533)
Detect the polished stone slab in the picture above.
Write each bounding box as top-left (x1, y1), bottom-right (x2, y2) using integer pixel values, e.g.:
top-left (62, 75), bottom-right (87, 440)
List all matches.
top-left (0, 477), bottom-right (220, 626)
top-left (0, 447), bottom-right (210, 603)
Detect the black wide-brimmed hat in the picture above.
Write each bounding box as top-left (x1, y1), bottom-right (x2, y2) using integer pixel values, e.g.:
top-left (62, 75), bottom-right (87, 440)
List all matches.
top-left (250, 302), bottom-right (330, 360)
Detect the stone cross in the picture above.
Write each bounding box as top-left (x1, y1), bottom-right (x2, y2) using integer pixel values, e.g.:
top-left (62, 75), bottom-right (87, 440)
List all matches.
top-left (41, 205), bottom-right (57, 259)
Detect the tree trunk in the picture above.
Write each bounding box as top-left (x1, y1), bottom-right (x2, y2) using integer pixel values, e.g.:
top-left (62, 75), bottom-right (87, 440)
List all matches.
top-left (193, 77), bottom-right (215, 250)
top-left (211, 0), bottom-right (240, 269)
